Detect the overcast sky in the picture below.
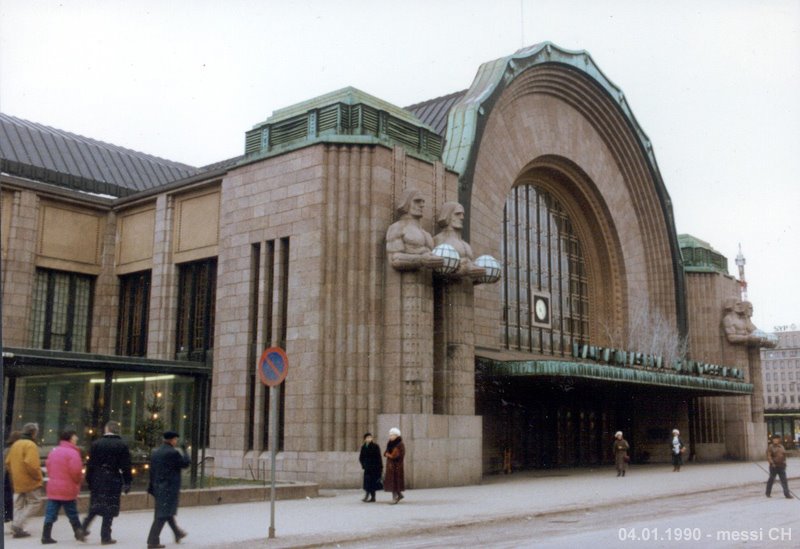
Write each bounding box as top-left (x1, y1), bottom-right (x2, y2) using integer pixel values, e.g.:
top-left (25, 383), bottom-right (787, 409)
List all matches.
top-left (1, 0), bottom-right (798, 331)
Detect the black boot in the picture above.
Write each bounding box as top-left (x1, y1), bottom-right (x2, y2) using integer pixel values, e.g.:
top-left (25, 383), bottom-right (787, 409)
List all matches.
top-left (70, 518), bottom-right (86, 542)
top-left (368, 492), bottom-right (376, 502)
top-left (42, 522), bottom-right (57, 544)
top-left (622, 470), bottom-right (625, 477)
top-left (100, 515), bottom-right (115, 544)
top-left (80, 512), bottom-right (94, 537)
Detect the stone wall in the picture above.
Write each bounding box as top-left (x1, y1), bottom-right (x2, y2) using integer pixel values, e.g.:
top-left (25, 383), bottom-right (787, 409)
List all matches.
top-left (378, 413), bottom-right (482, 488)
top-left (684, 270), bottom-right (769, 460)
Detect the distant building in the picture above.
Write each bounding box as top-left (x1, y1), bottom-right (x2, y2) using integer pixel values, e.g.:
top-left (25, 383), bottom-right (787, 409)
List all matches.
top-left (762, 330), bottom-right (800, 448)
top-left (1, 43), bottom-right (776, 488)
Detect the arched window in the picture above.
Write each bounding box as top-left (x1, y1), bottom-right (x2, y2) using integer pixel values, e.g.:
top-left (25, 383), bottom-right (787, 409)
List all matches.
top-left (502, 184), bottom-right (589, 355)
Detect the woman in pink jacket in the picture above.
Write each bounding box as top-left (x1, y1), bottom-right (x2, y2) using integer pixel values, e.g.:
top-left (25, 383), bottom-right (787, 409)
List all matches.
top-left (42, 430), bottom-right (86, 544)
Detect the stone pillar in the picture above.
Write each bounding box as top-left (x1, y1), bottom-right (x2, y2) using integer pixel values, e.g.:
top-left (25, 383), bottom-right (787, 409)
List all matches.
top-left (383, 268), bottom-right (435, 415)
top-left (148, 194), bottom-right (177, 360)
top-left (90, 212), bottom-right (118, 354)
top-left (436, 278), bottom-right (476, 415)
top-left (0, 189), bottom-right (38, 346)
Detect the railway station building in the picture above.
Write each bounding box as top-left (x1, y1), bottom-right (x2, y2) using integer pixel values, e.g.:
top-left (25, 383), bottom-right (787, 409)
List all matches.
top-left (1, 43), bottom-right (775, 487)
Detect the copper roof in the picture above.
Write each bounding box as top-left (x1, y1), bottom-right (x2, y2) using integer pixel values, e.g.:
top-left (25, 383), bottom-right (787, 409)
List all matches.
top-left (405, 89), bottom-right (467, 137)
top-left (0, 113), bottom-right (198, 197)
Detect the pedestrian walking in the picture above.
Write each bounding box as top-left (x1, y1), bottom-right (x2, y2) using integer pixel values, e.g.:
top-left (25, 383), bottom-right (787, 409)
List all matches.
top-left (613, 431), bottom-right (629, 477)
top-left (41, 429), bottom-right (87, 544)
top-left (383, 427), bottom-right (405, 504)
top-left (671, 429), bottom-right (685, 472)
top-left (146, 430), bottom-right (190, 549)
top-left (359, 432), bottom-right (383, 502)
top-left (766, 434), bottom-right (792, 499)
top-left (5, 422), bottom-right (45, 538)
top-left (4, 430), bottom-right (21, 523)
top-left (81, 420), bottom-right (133, 545)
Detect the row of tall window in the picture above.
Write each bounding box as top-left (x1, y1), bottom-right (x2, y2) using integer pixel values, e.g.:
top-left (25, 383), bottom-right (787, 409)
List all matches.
top-left (765, 372), bottom-right (796, 381)
top-left (768, 395), bottom-right (797, 404)
top-left (30, 258), bottom-right (217, 362)
top-left (767, 350), bottom-right (799, 359)
top-left (766, 383), bottom-right (797, 392)
top-left (502, 183), bottom-right (590, 355)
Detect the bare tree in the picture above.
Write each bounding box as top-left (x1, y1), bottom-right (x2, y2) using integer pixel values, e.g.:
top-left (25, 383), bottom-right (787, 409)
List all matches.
top-left (625, 298), bottom-right (688, 365)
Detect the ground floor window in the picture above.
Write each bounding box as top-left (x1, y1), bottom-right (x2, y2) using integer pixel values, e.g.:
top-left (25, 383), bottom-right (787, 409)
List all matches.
top-left (4, 366), bottom-right (204, 489)
top-left (765, 415), bottom-right (799, 449)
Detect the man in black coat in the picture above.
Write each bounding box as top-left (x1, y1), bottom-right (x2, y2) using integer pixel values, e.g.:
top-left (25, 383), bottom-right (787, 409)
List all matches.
top-left (146, 431), bottom-right (190, 549)
top-left (82, 421), bottom-right (133, 545)
top-left (358, 433), bottom-right (382, 502)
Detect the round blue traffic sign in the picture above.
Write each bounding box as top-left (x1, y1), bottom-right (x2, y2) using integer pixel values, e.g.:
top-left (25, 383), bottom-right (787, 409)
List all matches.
top-left (258, 347), bottom-right (289, 387)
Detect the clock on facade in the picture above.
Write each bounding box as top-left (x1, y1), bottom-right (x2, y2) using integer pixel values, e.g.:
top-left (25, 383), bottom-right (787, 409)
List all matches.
top-left (531, 292), bottom-right (551, 328)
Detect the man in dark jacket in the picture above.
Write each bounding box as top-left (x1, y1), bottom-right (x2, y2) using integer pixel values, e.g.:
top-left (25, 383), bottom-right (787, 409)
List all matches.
top-left (146, 431), bottom-right (190, 549)
top-left (766, 434), bottom-right (792, 499)
top-left (358, 433), bottom-right (382, 502)
top-left (81, 420), bottom-right (132, 545)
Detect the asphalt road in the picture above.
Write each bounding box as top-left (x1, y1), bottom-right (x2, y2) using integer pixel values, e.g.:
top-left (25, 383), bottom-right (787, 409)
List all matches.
top-left (333, 484), bottom-right (798, 549)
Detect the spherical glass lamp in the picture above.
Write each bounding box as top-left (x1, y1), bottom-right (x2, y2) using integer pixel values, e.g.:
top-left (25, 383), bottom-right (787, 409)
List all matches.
top-left (475, 255), bottom-right (501, 284)
top-left (432, 243), bottom-right (460, 275)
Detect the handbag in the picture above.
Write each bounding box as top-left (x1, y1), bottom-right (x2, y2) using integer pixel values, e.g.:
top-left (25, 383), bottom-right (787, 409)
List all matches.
top-left (376, 478), bottom-right (383, 490)
top-left (623, 454), bottom-right (630, 463)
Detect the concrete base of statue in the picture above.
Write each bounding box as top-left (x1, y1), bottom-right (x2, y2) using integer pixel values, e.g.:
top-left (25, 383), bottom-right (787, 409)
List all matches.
top-left (377, 413), bottom-right (482, 488)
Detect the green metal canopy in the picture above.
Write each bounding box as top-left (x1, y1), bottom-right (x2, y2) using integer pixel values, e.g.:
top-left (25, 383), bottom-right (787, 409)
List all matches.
top-left (477, 356), bottom-right (753, 395)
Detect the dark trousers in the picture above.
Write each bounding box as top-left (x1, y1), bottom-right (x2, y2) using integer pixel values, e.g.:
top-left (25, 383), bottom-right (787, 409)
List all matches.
top-left (147, 515), bottom-right (180, 545)
top-left (766, 466), bottom-right (790, 497)
top-left (82, 512), bottom-right (114, 541)
top-left (43, 499), bottom-right (81, 526)
top-left (3, 471), bottom-right (13, 522)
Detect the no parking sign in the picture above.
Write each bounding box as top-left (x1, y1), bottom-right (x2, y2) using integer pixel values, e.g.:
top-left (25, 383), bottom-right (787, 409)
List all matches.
top-left (257, 346), bottom-right (288, 539)
top-left (257, 346), bottom-right (289, 387)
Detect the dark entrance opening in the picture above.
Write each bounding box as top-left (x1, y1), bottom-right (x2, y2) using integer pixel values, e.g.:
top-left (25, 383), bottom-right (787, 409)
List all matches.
top-left (477, 375), bottom-right (635, 471)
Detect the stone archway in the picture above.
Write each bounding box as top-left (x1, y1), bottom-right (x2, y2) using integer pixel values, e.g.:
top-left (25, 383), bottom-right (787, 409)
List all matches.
top-left (461, 55), bottom-right (683, 352)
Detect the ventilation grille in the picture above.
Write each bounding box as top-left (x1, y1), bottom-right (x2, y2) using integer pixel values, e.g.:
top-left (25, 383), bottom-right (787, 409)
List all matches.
top-left (681, 246), bottom-right (728, 273)
top-left (245, 102), bottom-right (442, 159)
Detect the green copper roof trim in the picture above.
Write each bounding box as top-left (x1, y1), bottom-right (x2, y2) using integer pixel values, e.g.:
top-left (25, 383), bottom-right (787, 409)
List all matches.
top-left (476, 357), bottom-right (753, 395)
top-left (679, 233), bottom-right (729, 274)
top-left (255, 87), bottom-right (433, 130)
top-left (244, 86), bottom-right (442, 161)
top-left (237, 134), bottom-right (442, 169)
top-left (678, 233), bottom-right (718, 251)
top-left (442, 42), bottom-right (658, 184)
top-left (444, 41), bottom-right (687, 338)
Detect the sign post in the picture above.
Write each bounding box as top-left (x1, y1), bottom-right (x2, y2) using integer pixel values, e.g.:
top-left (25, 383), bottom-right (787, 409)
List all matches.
top-left (257, 346), bottom-right (289, 540)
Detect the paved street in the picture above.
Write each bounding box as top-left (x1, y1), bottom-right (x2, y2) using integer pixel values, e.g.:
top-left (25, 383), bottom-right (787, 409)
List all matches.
top-left (4, 461), bottom-right (798, 548)
top-left (337, 483), bottom-right (797, 548)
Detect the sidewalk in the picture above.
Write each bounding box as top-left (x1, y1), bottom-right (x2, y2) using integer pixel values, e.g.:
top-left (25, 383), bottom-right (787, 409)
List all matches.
top-left (5, 460), bottom-right (797, 548)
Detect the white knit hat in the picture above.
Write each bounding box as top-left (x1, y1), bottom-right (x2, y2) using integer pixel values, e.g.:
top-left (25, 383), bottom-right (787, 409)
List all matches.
top-left (389, 427), bottom-right (401, 437)
top-left (614, 431), bottom-right (623, 438)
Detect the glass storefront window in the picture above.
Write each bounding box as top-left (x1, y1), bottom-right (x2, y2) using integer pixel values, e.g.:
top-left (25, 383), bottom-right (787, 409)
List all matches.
top-left (107, 372), bottom-right (195, 474)
top-left (5, 368), bottom-right (197, 489)
top-left (6, 370), bottom-right (105, 449)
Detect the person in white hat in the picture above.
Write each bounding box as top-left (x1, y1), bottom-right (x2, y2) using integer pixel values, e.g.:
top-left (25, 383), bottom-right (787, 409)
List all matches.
top-left (383, 428), bottom-right (405, 503)
top-left (670, 429), bottom-right (685, 472)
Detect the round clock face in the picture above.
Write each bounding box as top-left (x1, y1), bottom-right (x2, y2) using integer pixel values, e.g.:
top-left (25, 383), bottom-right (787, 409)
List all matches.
top-left (535, 298), bottom-right (548, 321)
